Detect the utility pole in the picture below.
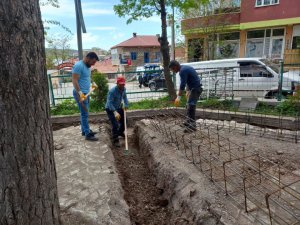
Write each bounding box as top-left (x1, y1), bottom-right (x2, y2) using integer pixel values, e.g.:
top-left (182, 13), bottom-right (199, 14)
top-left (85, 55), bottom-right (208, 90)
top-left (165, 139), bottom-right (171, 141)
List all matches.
top-left (171, 4), bottom-right (175, 60)
top-left (74, 0), bottom-right (86, 60)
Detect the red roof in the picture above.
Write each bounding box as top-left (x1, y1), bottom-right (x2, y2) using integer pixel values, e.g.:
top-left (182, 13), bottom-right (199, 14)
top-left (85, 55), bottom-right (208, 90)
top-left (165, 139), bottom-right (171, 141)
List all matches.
top-left (111, 35), bottom-right (160, 49)
top-left (93, 58), bottom-right (118, 73)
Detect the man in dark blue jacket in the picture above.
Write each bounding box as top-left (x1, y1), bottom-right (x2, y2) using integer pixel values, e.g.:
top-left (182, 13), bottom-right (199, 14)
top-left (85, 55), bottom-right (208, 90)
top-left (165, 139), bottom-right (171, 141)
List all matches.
top-left (169, 60), bottom-right (202, 132)
top-left (105, 76), bottom-right (129, 147)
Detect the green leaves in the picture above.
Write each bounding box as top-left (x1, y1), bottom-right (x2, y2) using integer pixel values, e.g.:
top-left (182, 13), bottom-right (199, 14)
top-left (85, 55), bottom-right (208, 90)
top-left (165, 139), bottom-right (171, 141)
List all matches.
top-left (39, 0), bottom-right (59, 7)
top-left (114, 0), bottom-right (160, 24)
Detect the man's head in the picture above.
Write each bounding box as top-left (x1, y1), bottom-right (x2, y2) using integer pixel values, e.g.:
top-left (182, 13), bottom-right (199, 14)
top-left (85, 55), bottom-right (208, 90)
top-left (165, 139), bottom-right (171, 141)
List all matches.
top-left (84, 52), bottom-right (99, 68)
top-left (117, 76), bottom-right (126, 90)
top-left (169, 60), bottom-right (181, 73)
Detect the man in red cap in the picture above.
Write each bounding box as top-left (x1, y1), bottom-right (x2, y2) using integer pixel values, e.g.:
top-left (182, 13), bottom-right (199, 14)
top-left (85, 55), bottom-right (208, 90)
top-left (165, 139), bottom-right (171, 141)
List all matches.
top-left (105, 76), bottom-right (129, 147)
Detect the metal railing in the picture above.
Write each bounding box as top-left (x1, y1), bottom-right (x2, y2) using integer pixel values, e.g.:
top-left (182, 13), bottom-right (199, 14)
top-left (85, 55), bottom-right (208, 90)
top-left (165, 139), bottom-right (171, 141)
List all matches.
top-left (193, 63), bottom-right (300, 101)
top-left (48, 70), bottom-right (171, 106)
top-left (48, 62), bottom-right (300, 106)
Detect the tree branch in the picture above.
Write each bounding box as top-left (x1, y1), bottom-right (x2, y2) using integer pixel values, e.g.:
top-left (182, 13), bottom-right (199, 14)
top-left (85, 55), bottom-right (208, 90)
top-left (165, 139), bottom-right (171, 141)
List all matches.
top-left (152, 0), bottom-right (161, 13)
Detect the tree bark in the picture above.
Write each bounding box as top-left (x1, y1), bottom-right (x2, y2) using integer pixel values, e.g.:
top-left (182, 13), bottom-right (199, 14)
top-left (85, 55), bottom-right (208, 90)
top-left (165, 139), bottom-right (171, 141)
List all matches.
top-left (159, 0), bottom-right (177, 100)
top-left (0, 1), bottom-right (61, 224)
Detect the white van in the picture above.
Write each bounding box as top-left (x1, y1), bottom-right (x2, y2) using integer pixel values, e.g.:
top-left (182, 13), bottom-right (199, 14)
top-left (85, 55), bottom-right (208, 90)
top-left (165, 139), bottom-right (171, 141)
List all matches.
top-left (178, 58), bottom-right (300, 99)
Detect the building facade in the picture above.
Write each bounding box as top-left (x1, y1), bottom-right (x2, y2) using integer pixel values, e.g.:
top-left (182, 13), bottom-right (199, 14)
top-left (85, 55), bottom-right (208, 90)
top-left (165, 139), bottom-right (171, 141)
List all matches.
top-left (182, 0), bottom-right (300, 64)
top-left (111, 33), bottom-right (162, 72)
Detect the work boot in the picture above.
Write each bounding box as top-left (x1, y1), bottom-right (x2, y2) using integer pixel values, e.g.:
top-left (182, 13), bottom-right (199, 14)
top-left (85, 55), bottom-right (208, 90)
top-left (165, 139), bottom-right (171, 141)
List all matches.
top-left (85, 133), bottom-right (99, 141)
top-left (118, 133), bottom-right (125, 138)
top-left (82, 129), bottom-right (97, 136)
top-left (184, 105), bottom-right (197, 132)
top-left (113, 138), bottom-right (121, 148)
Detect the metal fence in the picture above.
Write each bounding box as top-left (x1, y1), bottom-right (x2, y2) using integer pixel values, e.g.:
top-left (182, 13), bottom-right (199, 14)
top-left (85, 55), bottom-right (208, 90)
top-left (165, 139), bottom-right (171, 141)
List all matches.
top-left (48, 61), bottom-right (300, 106)
top-left (192, 62), bottom-right (300, 101)
top-left (48, 70), bottom-right (170, 106)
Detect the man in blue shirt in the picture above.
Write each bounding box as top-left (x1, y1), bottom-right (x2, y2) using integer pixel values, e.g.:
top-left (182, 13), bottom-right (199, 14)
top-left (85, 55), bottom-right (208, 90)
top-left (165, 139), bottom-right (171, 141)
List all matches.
top-left (169, 60), bottom-right (202, 132)
top-left (105, 76), bottom-right (129, 147)
top-left (72, 52), bottom-right (99, 141)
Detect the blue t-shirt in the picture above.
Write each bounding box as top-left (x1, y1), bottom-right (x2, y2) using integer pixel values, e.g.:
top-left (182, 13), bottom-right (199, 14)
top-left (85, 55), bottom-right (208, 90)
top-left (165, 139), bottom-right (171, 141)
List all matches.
top-left (72, 60), bottom-right (91, 93)
top-left (179, 65), bottom-right (201, 91)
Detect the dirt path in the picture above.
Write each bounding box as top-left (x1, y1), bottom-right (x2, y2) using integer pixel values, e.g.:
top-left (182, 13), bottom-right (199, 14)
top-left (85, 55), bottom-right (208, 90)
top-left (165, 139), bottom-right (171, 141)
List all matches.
top-left (111, 131), bottom-right (173, 225)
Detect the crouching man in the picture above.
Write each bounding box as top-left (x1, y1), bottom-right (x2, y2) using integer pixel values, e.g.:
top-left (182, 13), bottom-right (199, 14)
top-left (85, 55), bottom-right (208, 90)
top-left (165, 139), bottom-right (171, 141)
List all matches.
top-left (105, 76), bottom-right (129, 147)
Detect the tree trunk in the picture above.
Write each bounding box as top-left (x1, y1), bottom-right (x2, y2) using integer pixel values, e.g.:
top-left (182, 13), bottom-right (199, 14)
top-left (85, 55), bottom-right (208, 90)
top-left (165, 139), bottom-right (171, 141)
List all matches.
top-left (0, 1), bottom-right (61, 225)
top-left (159, 0), bottom-right (177, 100)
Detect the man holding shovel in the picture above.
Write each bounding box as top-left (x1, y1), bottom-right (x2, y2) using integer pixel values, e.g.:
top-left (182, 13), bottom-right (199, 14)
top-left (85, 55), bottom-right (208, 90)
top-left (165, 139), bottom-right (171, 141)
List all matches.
top-left (169, 60), bottom-right (202, 133)
top-left (72, 52), bottom-right (99, 141)
top-left (105, 76), bottom-right (129, 147)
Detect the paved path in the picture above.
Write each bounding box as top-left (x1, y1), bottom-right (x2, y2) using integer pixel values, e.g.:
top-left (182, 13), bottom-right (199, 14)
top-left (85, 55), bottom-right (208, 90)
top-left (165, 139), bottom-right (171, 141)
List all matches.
top-left (53, 124), bottom-right (131, 225)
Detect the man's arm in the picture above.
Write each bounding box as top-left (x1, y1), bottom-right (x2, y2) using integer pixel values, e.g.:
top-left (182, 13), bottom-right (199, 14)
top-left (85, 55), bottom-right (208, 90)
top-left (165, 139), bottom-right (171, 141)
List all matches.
top-left (107, 90), bottom-right (116, 112)
top-left (178, 71), bottom-right (187, 97)
top-left (72, 73), bottom-right (81, 92)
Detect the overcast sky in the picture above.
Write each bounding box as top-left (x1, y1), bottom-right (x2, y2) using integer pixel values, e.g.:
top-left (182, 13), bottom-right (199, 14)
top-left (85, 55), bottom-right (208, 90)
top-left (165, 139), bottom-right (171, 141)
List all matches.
top-left (41, 0), bottom-right (170, 50)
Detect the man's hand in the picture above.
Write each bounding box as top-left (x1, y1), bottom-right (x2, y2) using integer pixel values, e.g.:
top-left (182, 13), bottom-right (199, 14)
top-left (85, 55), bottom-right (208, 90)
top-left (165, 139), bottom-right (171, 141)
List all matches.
top-left (186, 91), bottom-right (190, 99)
top-left (114, 111), bottom-right (121, 121)
top-left (78, 91), bottom-right (87, 103)
top-left (174, 96), bottom-right (181, 107)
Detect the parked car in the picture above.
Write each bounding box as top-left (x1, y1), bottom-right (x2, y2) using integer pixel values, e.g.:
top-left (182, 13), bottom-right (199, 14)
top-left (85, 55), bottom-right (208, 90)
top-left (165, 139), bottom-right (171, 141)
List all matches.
top-left (148, 74), bottom-right (167, 91)
top-left (178, 58), bottom-right (300, 99)
top-left (138, 63), bottom-right (163, 88)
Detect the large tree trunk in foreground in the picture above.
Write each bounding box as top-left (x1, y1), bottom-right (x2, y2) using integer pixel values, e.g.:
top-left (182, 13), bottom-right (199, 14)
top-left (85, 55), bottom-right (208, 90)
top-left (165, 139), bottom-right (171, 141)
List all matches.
top-left (159, 0), bottom-right (177, 100)
top-left (0, 1), bottom-right (61, 224)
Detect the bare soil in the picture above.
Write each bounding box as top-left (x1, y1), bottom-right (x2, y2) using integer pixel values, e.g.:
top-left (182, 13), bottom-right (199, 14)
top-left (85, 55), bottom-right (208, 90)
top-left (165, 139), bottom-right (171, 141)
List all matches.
top-left (111, 130), bottom-right (173, 225)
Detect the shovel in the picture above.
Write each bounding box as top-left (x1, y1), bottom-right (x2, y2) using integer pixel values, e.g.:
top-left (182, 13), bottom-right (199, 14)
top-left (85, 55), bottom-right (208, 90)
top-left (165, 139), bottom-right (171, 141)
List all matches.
top-left (123, 106), bottom-right (129, 155)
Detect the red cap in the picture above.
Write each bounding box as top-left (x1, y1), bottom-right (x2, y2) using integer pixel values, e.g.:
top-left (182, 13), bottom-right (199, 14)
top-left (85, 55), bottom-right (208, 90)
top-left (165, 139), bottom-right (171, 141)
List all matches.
top-left (117, 76), bottom-right (126, 85)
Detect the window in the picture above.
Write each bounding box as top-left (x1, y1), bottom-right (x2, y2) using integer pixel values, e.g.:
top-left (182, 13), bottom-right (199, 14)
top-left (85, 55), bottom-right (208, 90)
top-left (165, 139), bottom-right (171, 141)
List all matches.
top-left (155, 52), bottom-right (161, 62)
top-left (272, 29), bottom-right (284, 36)
top-left (240, 62), bottom-right (273, 78)
top-left (208, 32), bottom-right (240, 59)
top-left (292, 37), bottom-right (300, 49)
top-left (247, 30), bottom-right (265, 39)
top-left (292, 25), bottom-right (300, 49)
top-left (131, 52), bottom-right (137, 60)
top-left (246, 28), bottom-right (285, 58)
top-left (256, 0), bottom-right (279, 7)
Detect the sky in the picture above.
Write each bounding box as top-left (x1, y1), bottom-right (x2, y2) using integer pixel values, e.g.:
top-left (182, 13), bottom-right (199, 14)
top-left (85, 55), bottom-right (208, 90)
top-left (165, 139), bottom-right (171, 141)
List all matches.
top-left (41, 0), bottom-right (171, 51)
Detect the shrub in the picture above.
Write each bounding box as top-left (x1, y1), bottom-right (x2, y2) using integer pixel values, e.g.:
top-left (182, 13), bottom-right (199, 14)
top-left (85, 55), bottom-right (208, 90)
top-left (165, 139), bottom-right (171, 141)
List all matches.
top-left (51, 99), bottom-right (79, 115)
top-left (276, 90), bottom-right (300, 116)
top-left (91, 71), bottom-right (109, 111)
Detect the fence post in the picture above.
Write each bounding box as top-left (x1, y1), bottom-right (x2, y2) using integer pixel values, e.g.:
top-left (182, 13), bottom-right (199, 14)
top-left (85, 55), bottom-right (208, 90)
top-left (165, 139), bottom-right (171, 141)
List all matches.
top-left (172, 71), bottom-right (176, 90)
top-left (48, 74), bottom-right (55, 106)
top-left (277, 60), bottom-right (284, 101)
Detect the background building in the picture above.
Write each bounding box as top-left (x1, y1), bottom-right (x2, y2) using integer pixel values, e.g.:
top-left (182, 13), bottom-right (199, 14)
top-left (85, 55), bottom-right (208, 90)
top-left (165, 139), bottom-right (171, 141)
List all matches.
top-left (182, 0), bottom-right (300, 64)
top-left (111, 33), bottom-right (162, 72)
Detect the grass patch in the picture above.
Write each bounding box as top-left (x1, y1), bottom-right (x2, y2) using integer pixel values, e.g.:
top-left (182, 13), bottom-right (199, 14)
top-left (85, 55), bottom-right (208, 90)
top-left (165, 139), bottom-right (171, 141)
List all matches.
top-left (51, 94), bottom-right (299, 117)
top-left (198, 98), bottom-right (238, 111)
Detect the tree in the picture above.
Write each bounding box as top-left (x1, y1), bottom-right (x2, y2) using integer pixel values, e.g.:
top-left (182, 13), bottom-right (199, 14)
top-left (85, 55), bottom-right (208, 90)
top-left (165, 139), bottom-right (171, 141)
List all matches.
top-left (0, 0), bottom-right (61, 224)
top-left (46, 35), bottom-right (73, 69)
top-left (114, 0), bottom-right (207, 100)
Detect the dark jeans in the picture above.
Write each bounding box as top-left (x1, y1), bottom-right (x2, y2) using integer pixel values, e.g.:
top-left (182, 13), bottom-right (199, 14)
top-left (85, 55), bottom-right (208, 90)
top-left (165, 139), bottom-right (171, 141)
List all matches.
top-left (186, 87), bottom-right (202, 128)
top-left (187, 86), bottom-right (202, 106)
top-left (106, 108), bottom-right (125, 140)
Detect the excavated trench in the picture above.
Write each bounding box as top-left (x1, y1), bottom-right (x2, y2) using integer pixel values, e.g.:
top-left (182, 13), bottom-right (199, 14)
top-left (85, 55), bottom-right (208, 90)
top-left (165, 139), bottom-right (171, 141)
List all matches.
top-left (111, 129), bottom-right (173, 225)
top-left (107, 123), bottom-right (233, 225)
